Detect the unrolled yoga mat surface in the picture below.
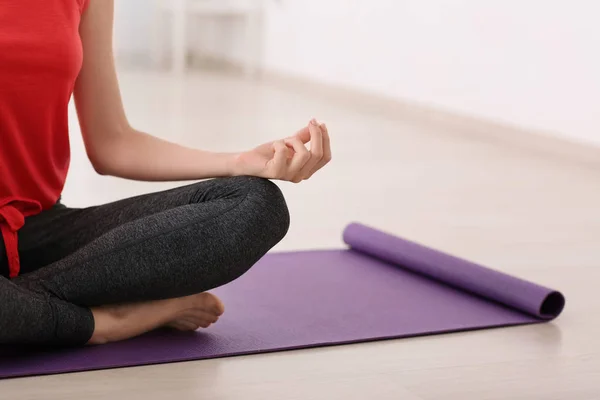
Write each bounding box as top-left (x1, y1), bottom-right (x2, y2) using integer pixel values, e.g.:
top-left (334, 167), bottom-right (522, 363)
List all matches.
top-left (0, 223), bottom-right (565, 379)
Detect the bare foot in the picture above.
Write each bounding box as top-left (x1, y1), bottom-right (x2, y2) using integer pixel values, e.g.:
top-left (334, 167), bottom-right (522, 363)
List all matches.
top-left (88, 292), bottom-right (225, 345)
top-left (166, 292), bottom-right (225, 331)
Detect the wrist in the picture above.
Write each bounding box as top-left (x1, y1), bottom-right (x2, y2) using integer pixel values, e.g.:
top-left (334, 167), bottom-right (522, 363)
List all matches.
top-left (223, 152), bottom-right (242, 177)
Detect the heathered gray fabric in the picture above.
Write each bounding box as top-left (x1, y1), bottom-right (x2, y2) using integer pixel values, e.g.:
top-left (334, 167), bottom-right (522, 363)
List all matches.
top-left (0, 177), bottom-right (290, 345)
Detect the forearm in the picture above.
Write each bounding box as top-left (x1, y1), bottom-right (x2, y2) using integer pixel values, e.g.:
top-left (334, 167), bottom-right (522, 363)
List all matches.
top-left (94, 128), bottom-right (237, 181)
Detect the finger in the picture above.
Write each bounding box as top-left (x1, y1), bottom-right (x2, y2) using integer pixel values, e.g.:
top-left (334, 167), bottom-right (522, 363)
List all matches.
top-left (321, 123), bottom-right (331, 163)
top-left (268, 140), bottom-right (289, 178)
top-left (309, 119), bottom-right (324, 158)
top-left (288, 119), bottom-right (321, 144)
top-left (297, 120), bottom-right (324, 179)
top-left (285, 137), bottom-right (311, 181)
top-left (292, 125), bottom-right (311, 143)
top-left (307, 122), bottom-right (332, 178)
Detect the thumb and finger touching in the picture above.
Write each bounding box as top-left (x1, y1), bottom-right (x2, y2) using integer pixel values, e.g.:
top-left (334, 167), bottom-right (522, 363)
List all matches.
top-left (295, 120), bottom-right (324, 180)
top-left (262, 119), bottom-right (331, 182)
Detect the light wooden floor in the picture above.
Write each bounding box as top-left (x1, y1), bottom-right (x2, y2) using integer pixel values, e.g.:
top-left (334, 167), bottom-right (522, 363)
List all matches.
top-left (3, 70), bottom-right (600, 399)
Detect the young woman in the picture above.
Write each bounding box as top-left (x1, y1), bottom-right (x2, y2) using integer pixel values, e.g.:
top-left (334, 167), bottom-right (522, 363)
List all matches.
top-left (0, 0), bottom-right (331, 346)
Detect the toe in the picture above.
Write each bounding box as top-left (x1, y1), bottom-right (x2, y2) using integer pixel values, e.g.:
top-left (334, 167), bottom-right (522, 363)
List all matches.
top-left (198, 320), bottom-right (212, 328)
top-left (197, 311), bottom-right (219, 323)
top-left (210, 295), bottom-right (225, 316)
top-left (168, 320), bottom-right (198, 332)
top-left (213, 301), bottom-right (225, 316)
top-left (198, 292), bottom-right (225, 316)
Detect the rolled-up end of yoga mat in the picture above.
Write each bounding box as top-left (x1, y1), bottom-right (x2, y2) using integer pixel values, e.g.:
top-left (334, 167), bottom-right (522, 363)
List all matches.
top-left (343, 223), bottom-right (565, 320)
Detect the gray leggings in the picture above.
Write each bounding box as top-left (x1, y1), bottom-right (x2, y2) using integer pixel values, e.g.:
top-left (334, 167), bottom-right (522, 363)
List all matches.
top-left (0, 177), bottom-right (290, 346)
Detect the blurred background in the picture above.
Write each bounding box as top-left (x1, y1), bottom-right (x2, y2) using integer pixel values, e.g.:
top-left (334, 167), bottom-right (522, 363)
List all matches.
top-left (112, 0), bottom-right (600, 145)
top-left (67, 0), bottom-right (600, 259)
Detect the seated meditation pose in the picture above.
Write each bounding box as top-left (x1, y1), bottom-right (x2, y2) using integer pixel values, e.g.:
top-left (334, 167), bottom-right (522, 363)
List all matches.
top-left (0, 0), bottom-right (331, 345)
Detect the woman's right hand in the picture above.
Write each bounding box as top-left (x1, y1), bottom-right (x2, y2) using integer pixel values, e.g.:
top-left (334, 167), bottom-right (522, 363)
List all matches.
top-left (232, 119), bottom-right (332, 183)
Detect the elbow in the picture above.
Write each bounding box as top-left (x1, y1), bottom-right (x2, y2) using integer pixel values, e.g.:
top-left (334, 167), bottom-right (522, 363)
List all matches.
top-left (92, 161), bottom-right (111, 176)
top-left (85, 126), bottom-right (130, 176)
top-left (86, 138), bottom-right (120, 177)
top-left (88, 151), bottom-right (113, 176)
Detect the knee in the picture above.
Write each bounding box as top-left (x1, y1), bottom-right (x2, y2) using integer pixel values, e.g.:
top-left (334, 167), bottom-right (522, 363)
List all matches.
top-left (179, 177), bottom-right (290, 293)
top-left (233, 176), bottom-right (290, 245)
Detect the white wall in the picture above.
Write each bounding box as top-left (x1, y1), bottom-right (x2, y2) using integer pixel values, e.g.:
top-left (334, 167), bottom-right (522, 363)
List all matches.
top-left (262, 0), bottom-right (600, 146)
top-left (114, 0), bottom-right (600, 147)
top-left (114, 0), bottom-right (155, 56)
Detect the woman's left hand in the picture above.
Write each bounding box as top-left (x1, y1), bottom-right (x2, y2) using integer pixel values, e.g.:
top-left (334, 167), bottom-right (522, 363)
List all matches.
top-left (233, 119), bottom-right (332, 183)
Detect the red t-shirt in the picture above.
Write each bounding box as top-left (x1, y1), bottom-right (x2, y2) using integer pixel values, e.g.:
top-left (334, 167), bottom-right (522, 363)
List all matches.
top-left (0, 0), bottom-right (89, 277)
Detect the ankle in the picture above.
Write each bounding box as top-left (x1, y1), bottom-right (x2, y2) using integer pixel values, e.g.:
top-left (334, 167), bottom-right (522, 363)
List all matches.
top-left (88, 308), bottom-right (116, 345)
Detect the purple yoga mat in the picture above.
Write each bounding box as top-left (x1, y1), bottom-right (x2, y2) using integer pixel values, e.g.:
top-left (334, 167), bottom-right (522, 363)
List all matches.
top-left (0, 223), bottom-right (564, 379)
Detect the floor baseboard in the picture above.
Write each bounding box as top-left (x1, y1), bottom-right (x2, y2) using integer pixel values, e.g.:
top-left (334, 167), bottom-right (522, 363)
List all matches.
top-left (260, 70), bottom-right (600, 170)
